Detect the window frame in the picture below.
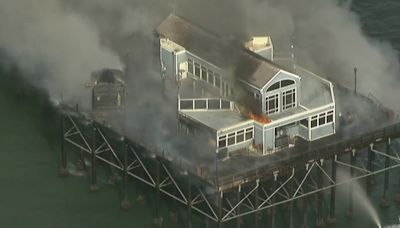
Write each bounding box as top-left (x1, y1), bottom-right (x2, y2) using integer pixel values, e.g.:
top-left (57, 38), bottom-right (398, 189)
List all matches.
top-left (282, 88), bottom-right (296, 110)
top-left (266, 93), bottom-right (279, 115)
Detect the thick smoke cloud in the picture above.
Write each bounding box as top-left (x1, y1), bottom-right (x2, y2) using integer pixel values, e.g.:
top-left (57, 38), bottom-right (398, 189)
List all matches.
top-left (243, 0), bottom-right (400, 109)
top-left (0, 0), bottom-right (122, 108)
top-left (0, 0), bottom-right (399, 171)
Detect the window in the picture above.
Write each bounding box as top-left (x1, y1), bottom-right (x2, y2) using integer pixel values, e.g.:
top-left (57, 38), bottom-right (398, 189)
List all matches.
top-left (208, 70), bottom-right (214, 84)
top-left (228, 133), bottom-right (235, 146)
top-left (310, 110), bottom-right (334, 128)
top-left (245, 127), bottom-right (254, 140)
top-left (327, 111), bottom-right (334, 123)
top-left (188, 59), bottom-right (193, 74)
top-left (215, 74), bottom-right (221, 88)
top-left (236, 130), bottom-right (244, 143)
top-left (194, 63), bottom-right (200, 77)
top-left (281, 80), bottom-right (295, 87)
top-left (266, 94), bottom-right (279, 114)
top-left (311, 116), bottom-right (318, 128)
top-left (218, 127), bottom-right (254, 149)
top-left (319, 113), bottom-right (326, 125)
top-left (300, 119), bottom-right (308, 128)
top-left (267, 82), bottom-right (280, 92)
top-left (194, 100), bottom-right (206, 109)
top-left (201, 67), bottom-right (207, 81)
top-left (266, 79), bottom-right (295, 92)
top-left (180, 100), bottom-right (193, 110)
top-left (283, 88), bottom-right (296, 110)
top-left (218, 136), bottom-right (226, 148)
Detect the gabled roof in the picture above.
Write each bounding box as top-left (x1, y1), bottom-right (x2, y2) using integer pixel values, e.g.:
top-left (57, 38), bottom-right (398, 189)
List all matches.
top-left (235, 51), bottom-right (281, 90)
top-left (156, 14), bottom-right (287, 90)
top-left (157, 14), bottom-right (228, 67)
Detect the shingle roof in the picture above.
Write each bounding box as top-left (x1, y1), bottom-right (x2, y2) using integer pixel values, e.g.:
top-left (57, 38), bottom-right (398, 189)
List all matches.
top-left (235, 51), bottom-right (281, 89)
top-left (156, 14), bottom-right (283, 89)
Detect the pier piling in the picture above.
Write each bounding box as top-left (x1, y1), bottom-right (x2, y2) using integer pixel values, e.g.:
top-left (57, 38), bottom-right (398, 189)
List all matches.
top-left (89, 124), bottom-right (99, 192)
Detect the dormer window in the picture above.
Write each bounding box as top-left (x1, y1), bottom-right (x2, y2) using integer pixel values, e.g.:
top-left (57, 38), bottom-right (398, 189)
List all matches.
top-left (264, 79), bottom-right (297, 115)
top-left (266, 79), bottom-right (295, 92)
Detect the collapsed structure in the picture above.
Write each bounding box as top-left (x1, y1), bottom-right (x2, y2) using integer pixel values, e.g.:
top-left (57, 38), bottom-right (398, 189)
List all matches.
top-left (157, 15), bottom-right (336, 158)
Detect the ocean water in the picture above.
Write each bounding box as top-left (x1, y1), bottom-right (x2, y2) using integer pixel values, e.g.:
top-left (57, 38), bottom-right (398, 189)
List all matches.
top-left (0, 0), bottom-right (400, 228)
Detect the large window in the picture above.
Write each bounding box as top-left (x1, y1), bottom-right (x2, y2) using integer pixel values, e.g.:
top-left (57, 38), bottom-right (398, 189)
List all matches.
top-left (194, 63), bottom-right (200, 77)
top-left (218, 127), bottom-right (254, 148)
top-left (188, 59), bottom-right (193, 74)
top-left (215, 74), bottom-right (221, 88)
top-left (283, 88), bottom-right (296, 110)
top-left (201, 67), bottom-right (207, 81)
top-left (208, 70), bottom-right (214, 84)
top-left (266, 79), bottom-right (295, 92)
top-left (310, 110), bottom-right (334, 129)
top-left (266, 94), bottom-right (279, 115)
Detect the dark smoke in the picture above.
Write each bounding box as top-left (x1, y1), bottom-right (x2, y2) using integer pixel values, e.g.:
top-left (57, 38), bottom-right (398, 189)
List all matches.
top-left (0, 0), bottom-right (399, 172)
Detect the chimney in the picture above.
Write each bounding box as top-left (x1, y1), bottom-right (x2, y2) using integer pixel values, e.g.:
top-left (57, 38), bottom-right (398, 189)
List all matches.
top-left (245, 36), bottom-right (274, 61)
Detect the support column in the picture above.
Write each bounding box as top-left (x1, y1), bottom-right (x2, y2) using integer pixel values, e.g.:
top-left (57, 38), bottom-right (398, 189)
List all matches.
top-left (187, 177), bottom-right (192, 228)
top-left (271, 180), bottom-right (277, 228)
top-left (346, 150), bottom-right (355, 218)
top-left (218, 190), bottom-right (223, 228)
top-left (301, 169), bottom-right (309, 228)
top-left (89, 123), bottom-right (99, 192)
top-left (59, 113), bottom-right (69, 177)
top-left (153, 159), bottom-right (163, 226)
top-left (316, 161), bottom-right (325, 227)
top-left (121, 140), bottom-right (131, 210)
top-left (289, 177), bottom-right (294, 228)
top-left (237, 185), bottom-right (242, 228)
top-left (255, 180), bottom-right (260, 228)
top-left (367, 146), bottom-right (373, 196)
top-left (381, 139), bottom-right (391, 207)
top-left (328, 158), bottom-right (337, 224)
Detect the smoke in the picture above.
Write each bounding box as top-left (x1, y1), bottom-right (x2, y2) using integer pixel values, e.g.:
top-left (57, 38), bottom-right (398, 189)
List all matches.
top-left (243, 0), bottom-right (400, 109)
top-left (0, 0), bottom-right (399, 172)
top-left (0, 0), bottom-right (122, 108)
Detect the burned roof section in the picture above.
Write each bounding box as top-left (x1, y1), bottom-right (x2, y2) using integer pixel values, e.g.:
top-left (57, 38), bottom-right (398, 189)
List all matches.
top-left (234, 51), bottom-right (281, 89)
top-left (92, 68), bottom-right (124, 84)
top-left (157, 14), bottom-right (288, 89)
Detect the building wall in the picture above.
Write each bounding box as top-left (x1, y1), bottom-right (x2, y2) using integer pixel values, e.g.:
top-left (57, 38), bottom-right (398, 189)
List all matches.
top-left (263, 128), bottom-right (275, 154)
top-left (298, 125), bottom-right (309, 140)
top-left (261, 71), bottom-right (301, 114)
top-left (160, 47), bottom-right (176, 78)
top-left (310, 122), bottom-right (335, 140)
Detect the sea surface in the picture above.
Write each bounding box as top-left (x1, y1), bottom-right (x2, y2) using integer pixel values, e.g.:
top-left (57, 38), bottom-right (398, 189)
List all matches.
top-left (0, 0), bottom-right (400, 227)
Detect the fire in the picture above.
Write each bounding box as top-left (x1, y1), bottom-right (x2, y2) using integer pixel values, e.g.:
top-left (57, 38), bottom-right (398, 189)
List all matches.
top-left (246, 111), bottom-right (271, 124)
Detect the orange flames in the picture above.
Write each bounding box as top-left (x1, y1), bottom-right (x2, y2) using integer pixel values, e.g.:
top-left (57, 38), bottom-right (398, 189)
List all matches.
top-left (245, 111), bottom-right (271, 124)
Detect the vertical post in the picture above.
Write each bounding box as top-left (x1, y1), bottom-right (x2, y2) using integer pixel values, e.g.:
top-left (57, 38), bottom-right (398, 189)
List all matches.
top-left (271, 180), bottom-right (276, 228)
top-left (187, 177), bottom-right (192, 228)
top-left (89, 123), bottom-right (99, 192)
top-left (237, 185), bottom-right (242, 228)
top-left (154, 159), bottom-right (162, 226)
top-left (121, 139), bottom-right (131, 210)
top-left (255, 180), bottom-right (260, 228)
top-left (328, 158), bottom-right (337, 224)
top-left (354, 67), bottom-right (357, 94)
top-left (218, 190), bottom-right (223, 228)
top-left (289, 177), bottom-right (294, 228)
top-left (316, 160), bottom-right (325, 227)
top-left (367, 146), bottom-right (373, 195)
top-left (347, 150), bottom-right (355, 218)
top-left (59, 112), bottom-right (69, 177)
top-left (381, 139), bottom-right (391, 207)
top-left (301, 169), bottom-right (309, 228)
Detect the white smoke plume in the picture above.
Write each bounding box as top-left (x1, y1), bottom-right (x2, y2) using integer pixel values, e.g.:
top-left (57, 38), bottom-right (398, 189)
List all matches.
top-left (0, 0), bottom-right (122, 108)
